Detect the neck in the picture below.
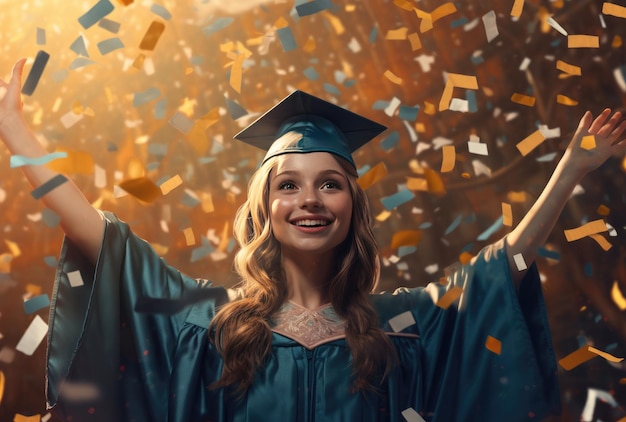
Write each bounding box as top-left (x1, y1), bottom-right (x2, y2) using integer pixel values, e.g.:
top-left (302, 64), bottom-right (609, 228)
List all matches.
top-left (281, 250), bottom-right (334, 310)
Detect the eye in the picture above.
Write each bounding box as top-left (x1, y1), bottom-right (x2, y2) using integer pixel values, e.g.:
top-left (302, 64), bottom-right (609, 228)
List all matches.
top-left (321, 180), bottom-right (341, 190)
top-left (278, 181), bottom-right (297, 190)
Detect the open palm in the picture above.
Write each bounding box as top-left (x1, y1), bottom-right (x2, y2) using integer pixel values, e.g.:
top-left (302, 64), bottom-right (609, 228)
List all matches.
top-left (0, 58), bottom-right (27, 132)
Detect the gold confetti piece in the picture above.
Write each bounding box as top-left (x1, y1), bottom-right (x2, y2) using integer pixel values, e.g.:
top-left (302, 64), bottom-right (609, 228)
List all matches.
top-left (597, 205), bottom-right (610, 216)
top-left (201, 192), bottom-right (214, 213)
top-left (384, 69), bottom-right (403, 85)
top-left (160, 175), bottom-right (183, 195)
top-left (511, 93), bottom-right (536, 107)
top-left (406, 177), bottom-right (428, 191)
top-left (424, 101), bottom-right (436, 115)
top-left (25, 284), bottom-right (42, 296)
top-left (603, 2), bottom-right (626, 18)
top-left (14, 414), bottom-right (41, 422)
top-left (564, 219), bottom-right (608, 242)
top-left (47, 148), bottom-right (94, 174)
top-left (424, 168), bottom-right (446, 195)
top-left (511, 0), bottom-right (524, 17)
top-left (461, 172), bottom-right (471, 179)
top-left (507, 191), bottom-right (527, 203)
top-left (408, 32), bottom-right (422, 51)
top-left (589, 234), bottom-right (612, 251)
top-left (385, 27), bottom-right (408, 40)
top-left (218, 222), bottom-right (230, 252)
top-left (612, 35), bottom-right (623, 48)
top-left (435, 286), bottom-right (463, 309)
top-left (516, 129), bottom-right (546, 156)
top-left (559, 344), bottom-right (598, 370)
top-left (376, 210), bottom-right (392, 222)
top-left (589, 345), bottom-right (624, 362)
top-left (502, 203), bottom-right (513, 227)
top-left (187, 108), bottom-right (220, 154)
top-left (119, 177), bottom-right (162, 203)
top-left (345, 4), bottom-right (356, 12)
top-left (150, 243), bottom-right (169, 256)
top-left (391, 230), bottom-right (422, 249)
top-left (414, 8), bottom-right (433, 32)
top-left (139, 21), bottom-right (165, 51)
top-left (0, 253), bottom-right (11, 273)
top-left (568, 35), bottom-right (600, 48)
top-left (485, 335), bottom-right (502, 355)
top-left (229, 54), bottom-right (244, 93)
top-left (556, 60), bottom-right (581, 76)
top-left (581, 135), bottom-right (596, 150)
top-left (132, 53), bottom-right (145, 70)
top-left (611, 281), bottom-right (626, 310)
top-left (183, 227), bottom-right (195, 246)
top-left (0, 370), bottom-right (4, 405)
top-left (441, 145), bottom-right (455, 173)
top-left (439, 73), bottom-right (478, 111)
top-left (323, 11), bottom-right (344, 35)
top-left (274, 16), bottom-right (289, 29)
top-left (4, 240), bottom-right (21, 258)
top-left (303, 36), bottom-right (316, 52)
top-left (393, 0), bottom-right (415, 11)
top-left (358, 162), bottom-right (388, 190)
top-left (556, 94), bottom-right (578, 106)
top-left (459, 251), bottom-right (473, 265)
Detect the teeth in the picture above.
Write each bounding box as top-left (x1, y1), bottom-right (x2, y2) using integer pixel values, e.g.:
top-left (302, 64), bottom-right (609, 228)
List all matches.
top-left (294, 219), bottom-right (329, 227)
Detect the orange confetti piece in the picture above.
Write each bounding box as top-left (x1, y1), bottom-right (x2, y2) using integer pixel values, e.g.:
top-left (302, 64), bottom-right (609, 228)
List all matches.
top-left (559, 344), bottom-right (597, 370)
top-left (384, 69), bottom-right (403, 85)
top-left (47, 148), bottom-right (94, 174)
top-left (556, 94), bottom-right (578, 106)
top-left (13, 415), bottom-right (41, 422)
top-left (0, 370), bottom-right (4, 406)
top-left (611, 281), bottom-right (626, 310)
top-left (502, 202), bottom-right (513, 227)
top-left (229, 54), bottom-right (245, 94)
top-left (568, 35), bottom-right (599, 48)
top-left (431, 3), bottom-right (457, 23)
top-left (511, 0), bottom-right (524, 17)
top-left (201, 192), bottom-right (214, 213)
top-left (183, 227), bottom-right (195, 246)
top-left (589, 234), bottom-right (612, 251)
top-left (439, 73), bottom-right (478, 111)
top-left (485, 335), bottom-right (502, 355)
top-left (391, 230), bottom-right (422, 249)
top-left (415, 9), bottom-right (433, 32)
top-left (274, 16), bottom-right (289, 29)
top-left (218, 222), bottom-right (230, 252)
top-left (424, 101), bottom-right (436, 115)
top-left (406, 177), bottom-right (428, 191)
top-left (508, 191), bottom-right (527, 203)
top-left (564, 219), bottom-right (608, 242)
top-left (323, 11), bottom-right (345, 35)
top-left (620, 378), bottom-right (626, 384)
top-left (385, 27), bottom-right (408, 40)
top-left (556, 60), bottom-right (581, 76)
top-left (441, 145), bottom-right (456, 173)
top-left (139, 21), bottom-right (165, 51)
top-left (588, 346), bottom-right (624, 363)
top-left (612, 35), bottom-right (623, 48)
top-left (597, 204), bottom-right (610, 216)
top-left (516, 129), bottom-right (546, 156)
top-left (393, 0), bottom-right (415, 11)
top-left (119, 177), bottom-right (162, 203)
top-left (376, 210), bottom-right (392, 222)
top-left (132, 53), bottom-right (145, 70)
top-left (358, 162), bottom-right (388, 190)
top-left (581, 135), bottom-right (596, 150)
top-left (150, 243), bottom-right (169, 256)
top-left (459, 251), bottom-right (473, 265)
top-left (511, 93), bottom-right (536, 107)
top-left (603, 2), bottom-right (626, 18)
top-left (303, 36), bottom-right (316, 52)
top-left (408, 32), bottom-right (422, 51)
top-left (4, 240), bottom-right (21, 257)
top-left (424, 168), bottom-right (446, 195)
top-left (160, 174), bottom-right (183, 195)
top-left (436, 286), bottom-right (464, 309)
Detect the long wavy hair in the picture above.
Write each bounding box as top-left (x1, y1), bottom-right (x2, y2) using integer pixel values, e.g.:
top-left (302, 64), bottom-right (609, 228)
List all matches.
top-left (209, 133), bottom-right (396, 394)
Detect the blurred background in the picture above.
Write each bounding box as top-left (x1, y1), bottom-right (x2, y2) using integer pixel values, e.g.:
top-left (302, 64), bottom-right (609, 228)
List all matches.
top-left (0, 0), bottom-right (625, 420)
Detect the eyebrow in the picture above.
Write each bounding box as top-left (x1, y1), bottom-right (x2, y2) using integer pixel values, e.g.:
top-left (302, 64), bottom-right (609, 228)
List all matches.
top-left (273, 169), bottom-right (346, 178)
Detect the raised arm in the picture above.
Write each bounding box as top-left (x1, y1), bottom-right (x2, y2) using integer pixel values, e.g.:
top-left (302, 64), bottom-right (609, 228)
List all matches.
top-left (0, 59), bottom-right (104, 263)
top-left (506, 108), bottom-right (626, 287)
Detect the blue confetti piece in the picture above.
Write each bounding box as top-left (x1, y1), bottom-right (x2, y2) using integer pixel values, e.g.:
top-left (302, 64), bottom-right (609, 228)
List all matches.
top-left (150, 4), bottom-right (172, 20)
top-left (70, 36), bottom-right (89, 56)
top-left (450, 17), bottom-right (469, 28)
top-left (198, 157), bottom-right (216, 165)
top-left (277, 27), bottom-right (297, 52)
top-left (227, 238), bottom-right (237, 253)
top-left (78, 0), bottom-right (114, 29)
top-left (154, 98), bottom-right (167, 119)
top-left (398, 105), bottom-right (419, 121)
top-left (22, 50), bottom-right (49, 96)
top-left (24, 294), bottom-right (50, 314)
top-left (357, 164), bottom-right (371, 177)
top-left (461, 243), bottom-right (474, 253)
top-left (296, 0), bottom-right (332, 16)
top-left (369, 26), bottom-right (378, 43)
top-left (419, 222), bottom-right (432, 229)
top-left (466, 90), bottom-right (478, 113)
top-left (98, 18), bottom-right (120, 33)
top-left (97, 37), bottom-right (124, 55)
top-left (210, 138), bottom-right (224, 155)
top-left (107, 142), bottom-right (118, 152)
top-left (477, 216), bottom-right (503, 241)
top-left (380, 131), bottom-right (400, 151)
top-left (344, 79), bottom-right (356, 88)
top-left (398, 245), bottom-right (417, 258)
top-left (471, 54), bottom-right (484, 65)
top-left (550, 39), bottom-right (561, 47)
top-left (10, 152), bottom-right (67, 168)
top-left (182, 191), bottom-right (201, 208)
top-left (36, 28), bottom-right (46, 45)
top-left (225, 98), bottom-right (248, 120)
top-left (372, 100), bottom-right (388, 110)
top-left (444, 213), bottom-right (463, 236)
top-left (203, 17), bottom-right (234, 36)
top-left (191, 245), bottom-right (214, 262)
top-left (323, 83), bottom-right (341, 96)
top-left (334, 70), bottom-right (346, 84)
top-left (537, 246), bottom-right (560, 261)
top-left (133, 87), bottom-right (161, 107)
top-left (148, 143), bottom-right (168, 157)
top-left (303, 66), bottom-right (319, 81)
top-left (584, 263), bottom-right (593, 277)
top-left (42, 208), bottom-right (61, 227)
top-left (31, 174), bottom-right (68, 200)
top-left (69, 57), bottom-right (96, 70)
top-left (44, 256), bottom-right (58, 267)
top-left (381, 189), bottom-right (415, 210)
top-left (146, 162), bottom-right (160, 171)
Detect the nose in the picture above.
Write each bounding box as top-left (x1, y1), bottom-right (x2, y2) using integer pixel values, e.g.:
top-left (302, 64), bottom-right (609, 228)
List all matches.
top-left (300, 187), bottom-right (322, 209)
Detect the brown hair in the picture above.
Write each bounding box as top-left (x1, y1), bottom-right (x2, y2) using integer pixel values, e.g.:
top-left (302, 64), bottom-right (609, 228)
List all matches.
top-left (209, 133), bottom-right (396, 394)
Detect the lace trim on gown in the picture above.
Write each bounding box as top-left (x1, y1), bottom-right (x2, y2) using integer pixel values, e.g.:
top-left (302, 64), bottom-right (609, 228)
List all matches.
top-left (270, 301), bottom-right (346, 349)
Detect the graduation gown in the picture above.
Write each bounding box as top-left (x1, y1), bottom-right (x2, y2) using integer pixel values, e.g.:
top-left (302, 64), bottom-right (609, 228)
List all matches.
top-left (46, 212), bottom-right (561, 421)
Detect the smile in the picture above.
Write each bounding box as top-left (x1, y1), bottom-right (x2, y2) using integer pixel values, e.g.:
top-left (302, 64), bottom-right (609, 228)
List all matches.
top-left (292, 219), bottom-right (330, 227)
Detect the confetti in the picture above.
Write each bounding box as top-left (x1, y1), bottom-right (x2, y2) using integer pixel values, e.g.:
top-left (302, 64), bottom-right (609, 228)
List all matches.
top-left (118, 177), bottom-right (162, 203)
top-left (10, 152), bottom-right (67, 168)
top-left (485, 335), bottom-right (502, 355)
top-left (78, 0), bottom-right (114, 29)
top-left (150, 4), bottom-right (172, 20)
top-left (581, 389), bottom-right (618, 422)
top-left (358, 162), bottom-right (387, 190)
top-left (547, 17), bottom-right (568, 36)
top-left (435, 286), bottom-right (463, 309)
top-left (384, 69), bottom-right (403, 85)
top-left (401, 407), bottom-right (426, 422)
top-left (24, 294), bottom-right (50, 314)
top-left (482, 10), bottom-right (499, 42)
top-left (13, 415), bottom-right (41, 422)
top-left (439, 73), bottom-right (478, 111)
top-left (160, 175), bottom-right (183, 195)
top-left (441, 145), bottom-right (455, 172)
top-left (589, 233), bottom-right (612, 251)
top-left (556, 60), bottom-right (582, 76)
top-left (568, 35), bottom-right (600, 48)
top-left (588, 345), bottom-right (624, 363)
top-left (31, 174), bottom-right (68, 199)
top-left (516, 129), bottom-right (546, 156)
top-left (203, 17), bottom-right (235, 36)
top-left (477, 216), bottom-right (503, 241)
top-left (36, 27), bottom-right (46, 45)
top-left (513, 253), bottom-right (527, 271)
top-left (67, 270), bottom-right (85, 287)
top-left (22, 50), bottom-right (49, 96)
top-left (564, 219), bottom-right (608, 242)
top-left (381, 189), bottom-right (415, 210)
top-left (139, 21), bottom-right (166, 51)
top-left (183, 227), bottom-right (196, 246)
top-left (16, 315), bottom-right (47, 356)
top-left (611, 281), bottom-right (626, 310)
top-left (511, 93), bottom-right (536, 107)
top-left (296, 0), bottom-right (332, 16)
top-left (511, 0), bottom-right (524, 17)
top-left (603, 2), bottom-right (626, 18)
top-left (388, 311), bottom-right (416, 332)
top-left (0, 370), bottom-right (4, 405)
top-left (556, 94), bottom-right (578, 106)
top-left (408, 33), bottom-right (422, 51)
top-left (46, 148), bottom-right (94, 174)
top-left (580, 135), bottom-right (596, 150)
top-left (391, 230), bottom-right (422, 249)
top-left (169, 111), bottom-right (194, 134)
top-left (502, 202), bottom-right (513, 227)
top-left (97, 37), bottom-right (124, 55)
top-left (99, 18), bottom-right (120, 33)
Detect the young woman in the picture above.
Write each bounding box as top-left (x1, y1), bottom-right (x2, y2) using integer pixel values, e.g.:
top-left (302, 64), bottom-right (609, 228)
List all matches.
top-left (1, 58), bottom-right (625, 421)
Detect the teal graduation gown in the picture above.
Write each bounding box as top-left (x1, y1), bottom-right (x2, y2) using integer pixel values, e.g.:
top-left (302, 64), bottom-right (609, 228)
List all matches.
top-left (46, 212), bottom-right (561, 421)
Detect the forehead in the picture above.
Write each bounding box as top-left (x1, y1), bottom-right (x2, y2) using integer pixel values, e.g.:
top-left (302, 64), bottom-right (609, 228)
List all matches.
top-left (273, 152), bottom-right (346, 175)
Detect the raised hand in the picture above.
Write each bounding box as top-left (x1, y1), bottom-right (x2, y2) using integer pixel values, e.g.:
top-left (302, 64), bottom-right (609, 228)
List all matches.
top-left (0, 58), bottom-right (27, 136)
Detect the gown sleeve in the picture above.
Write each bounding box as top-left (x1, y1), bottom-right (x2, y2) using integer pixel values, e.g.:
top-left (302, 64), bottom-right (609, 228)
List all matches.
top-left (375, 238), bottom-right (561, 421)
top-left (45, 211), bottom-right (228, 422)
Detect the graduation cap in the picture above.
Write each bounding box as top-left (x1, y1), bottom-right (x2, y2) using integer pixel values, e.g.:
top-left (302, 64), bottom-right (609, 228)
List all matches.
top-left (234, 90), bottom-right (386, 169)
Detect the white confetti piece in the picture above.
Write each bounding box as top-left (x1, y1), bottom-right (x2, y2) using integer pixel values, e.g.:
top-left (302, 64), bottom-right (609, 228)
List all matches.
top-left (482, 10), bottom-right (499, 42)
top-left (472, 159), bottom-right (492, 177)
top-left (60, 110), bottom-right (84, 129)
top-left (414, 54), bottom-right (435, 72)
top-left (513, 253), bottom-right (527, 271)
top-left (401, 407), bottom-right (426, 422)
top-left (581, 388), bottom-right (617, 421)
top-left (388, 311), bottom-right (416, 332)
top-left (16, 315), bottom-right (47, 356)
top-left (94, 164), bottom-right (107, 189)
top-left (384, 97), bottom-right (401, 117)
top-left (468, 137), bottom-right (488, 155)
top-left (67, 270), bottom-right (85, 287)
top-left (449, 98), bottom-right (469, 112)
top-left (519, 57), bottom-right (531, 71)
top-left (547, 16), bottom-right (568, 36)
top-left (538, 125), bottom-right (561, 139)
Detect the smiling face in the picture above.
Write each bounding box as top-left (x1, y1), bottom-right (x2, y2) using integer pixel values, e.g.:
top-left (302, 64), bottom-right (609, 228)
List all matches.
top-left (268, 152), bottom-right (353, 260)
